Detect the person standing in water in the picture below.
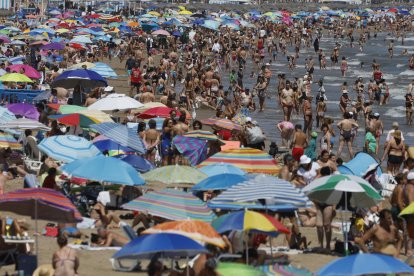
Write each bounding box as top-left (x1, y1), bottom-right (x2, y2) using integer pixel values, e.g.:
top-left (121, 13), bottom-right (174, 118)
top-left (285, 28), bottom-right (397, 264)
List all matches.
top-left (340, 56), bottom-right (348, 77)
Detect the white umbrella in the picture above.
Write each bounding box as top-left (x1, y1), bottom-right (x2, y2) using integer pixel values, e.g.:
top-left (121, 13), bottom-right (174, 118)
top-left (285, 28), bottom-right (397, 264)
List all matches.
top-left (0, 118), bottom-right (50, 131)
top-left (88, 93), bottom-right (143, 111)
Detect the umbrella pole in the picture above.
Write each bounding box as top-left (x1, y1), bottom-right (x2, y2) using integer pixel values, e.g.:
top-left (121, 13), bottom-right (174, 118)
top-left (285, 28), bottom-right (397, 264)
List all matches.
top-left (186, 256), bottom-right (189, 276)
top-left (344, 192), bottom-right (349, 256)
top-left (245, 231), bottom-right (249, 264)
top-left (35, 199), bottom-right (39, 261)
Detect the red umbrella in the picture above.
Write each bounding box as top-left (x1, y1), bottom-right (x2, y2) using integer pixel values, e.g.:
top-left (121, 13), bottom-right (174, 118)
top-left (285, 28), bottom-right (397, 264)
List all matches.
top-left (70, 43), bottom-right (85, 50)
top-left (138, 107), bottom-right (181, 119)
top-left (388, 8), bottom-right (398, 13)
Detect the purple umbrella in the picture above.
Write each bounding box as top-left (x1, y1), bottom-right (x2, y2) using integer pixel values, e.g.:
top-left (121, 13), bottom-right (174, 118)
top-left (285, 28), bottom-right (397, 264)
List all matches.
top-left (0, 36), bottom-right (11, 44)
top-left (172, 136), bottom-right (208, 166)
top-left (7, 103), bottom-right (40, 120)
top-left (41, 42), bottom-right (65, 51)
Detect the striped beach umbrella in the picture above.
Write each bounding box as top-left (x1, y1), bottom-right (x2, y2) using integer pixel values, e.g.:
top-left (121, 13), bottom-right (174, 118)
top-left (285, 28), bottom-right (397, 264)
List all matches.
top-left (172, 136), bottom-right (208, 166)
top-left (143, 165), bottom-right (207, 186)
top-left (38, 135), bottom-right (102, 163)
top-left (0, 106), bottom-right (16, 122)
top-left (198, 148), bottom-right (280, 174)
top-left (183, 130), bottom-right (223, 143)
top-left (0, 132), bottom-right (21, 150)
top-left (144, 220), bottom-right (225, 248)
top-left (209, 174), bottom-right (311, 208)
top-left (90, 62), bottom-right (118, 78)
top-left (302, 174), bottom-right (382, 208)
top-left (122, 189), bottom-right (216, 222)
top-left (0, 118), bottom-right (50, 131)
top-left (200, 117), bottom-right (242, 131)
top-left (198, 163), bottom-right (246, 177)
top-left (90, 122), bottom-right (146, 154)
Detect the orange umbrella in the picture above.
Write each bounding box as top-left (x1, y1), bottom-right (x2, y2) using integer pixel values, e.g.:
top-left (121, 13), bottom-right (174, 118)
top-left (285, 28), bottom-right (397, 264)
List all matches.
top-left (144, 220), bottom-right (226, 248)
top-left (127, 21), bottom-right (140, 27)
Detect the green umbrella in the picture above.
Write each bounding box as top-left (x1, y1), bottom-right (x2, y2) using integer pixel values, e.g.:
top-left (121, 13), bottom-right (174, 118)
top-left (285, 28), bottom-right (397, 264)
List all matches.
top-left (59, 105), bottom-right (87, 114)
top-left (143, 165), bottom-right (207, 186)
top-left (215, 263), bottom-right (266, 276)
top-left (302, 174), bottom-right (382, 208)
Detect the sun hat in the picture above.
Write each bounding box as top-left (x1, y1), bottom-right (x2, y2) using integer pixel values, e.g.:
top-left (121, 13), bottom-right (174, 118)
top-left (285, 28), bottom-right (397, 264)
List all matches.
top-left (299, 155), bottom-right (311, 165)
top-left (392, 122), bottom-right (399, 128)
top-left (392, 130), bottom-right (402, 139)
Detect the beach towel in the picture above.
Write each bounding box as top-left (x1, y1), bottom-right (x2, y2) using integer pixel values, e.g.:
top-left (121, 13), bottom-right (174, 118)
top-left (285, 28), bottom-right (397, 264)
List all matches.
top-left (76, 217), bottom-right (95, 229)
top-left (173, 136), bottom-right (208, 166)
top-left (68, 244), bottom-right (121, 251)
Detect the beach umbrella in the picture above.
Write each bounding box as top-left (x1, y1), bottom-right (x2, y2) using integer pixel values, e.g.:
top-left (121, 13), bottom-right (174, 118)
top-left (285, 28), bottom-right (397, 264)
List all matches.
top-left (198, 148), bottom-right (280, 174)
top-left (212, 210), bottom-right (290, 235)
top-left (113, 233), bottom-right (208, 260)
top-left (148, 11), bottom-right (161, 17)
top-left (210, 174), bottom-right (311, 208)
top-left (317, 253), bottom-right (414, 276)
top-left (49, 112), bottom-right (113, 128)
top-left (198, 163), bottom-right (246, 177)
top-left (122, 189), bottom-right (216, 222)
top-left (114, 154), bottom-right (155, 173)
top-left (90, 62), bottom-right (118, 78)
top-left (0, 118), bottom-right (50, 131)
top-left (40, 42), bottom-right (65, 50)
top-left (182, 130), bottom-right (223, 142)
top-left (216, 263), bottom-right (266, 276)
top-left (144, 220), bottom-right (225, 248)
top-left (6, 64), bottom-right (41, 79)
top-left (172, 136), bottom-right (208, 166)
top-left (302, 174), bottom-right (382, 208)
top-left (178, 10), bottom-right (192, 15)
top-left (88, 93), bottom-right (143, 111)
top-left (0, 188), bottom-right (82, 258)
top-left (93, 138), bottom-right (134, 156)
top-left (0, 73), bottom-right (33, 83)
top-left (51, 69), bottom-right (107, 89)
top-left (134, 102), bottom-right (166, 113)
top-left (7, 103), bottom-right (39, 120)
top-left (0, 132), bottom-right (21, 150)
top-left (191, 173), bottom-right (248, 192)
top-left (143, 165), bottom-right (207, 186)
top-left (47, 104), bottom-right (86, 114)
top-left (152, 29), bottom-right (170, 36)
top-left (0, 106), bottom-right (16, 122)
top-left (90, 122), bottom-right (146, 154)
top-left (38, 135), bottom-right (102, 163)
top-left (10, 40), bottom-right (26, 46)
top-left (257, 263), bottom-right (314, 276)
top-left (201, 20), bottom-right (220, 30)
top-left (61, 155), bottom-right (145, 186)
top-left (137, 106), bottom-right (180, 119)
top-left (70, 36), bottom-right (93, 44)
top-left (200, 117), bottom-right (241, 131)
top-left (399, 201), bottom-right (414, 216)
top-left (0, 35), bottom-right (11, 43)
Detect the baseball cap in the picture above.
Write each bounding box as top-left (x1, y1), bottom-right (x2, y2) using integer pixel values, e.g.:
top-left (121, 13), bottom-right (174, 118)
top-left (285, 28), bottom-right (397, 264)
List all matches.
top-left (245, 117), bottom-right (252, 123)
top-left (311, 131), bottom-right (318, 138)
top-left (374, 112), bottom-right (380, 117)
top-left (299, 155), bottom-right (311, 165)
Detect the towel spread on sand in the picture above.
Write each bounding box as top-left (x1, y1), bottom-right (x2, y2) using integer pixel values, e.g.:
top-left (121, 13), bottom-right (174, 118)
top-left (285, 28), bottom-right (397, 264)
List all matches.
top-left (69, 244), bottom-right (121, 251)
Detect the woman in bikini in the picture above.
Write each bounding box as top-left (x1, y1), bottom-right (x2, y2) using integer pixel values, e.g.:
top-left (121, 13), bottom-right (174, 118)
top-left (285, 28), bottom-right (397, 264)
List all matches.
top-left (382, 130), bottom-right (405, 176)
top-left (52, 236), bottom-right (79, 276)
top-left (406, 91), bottom-right (413, 125)
top-left (340, 56), bottom-right (348, 77)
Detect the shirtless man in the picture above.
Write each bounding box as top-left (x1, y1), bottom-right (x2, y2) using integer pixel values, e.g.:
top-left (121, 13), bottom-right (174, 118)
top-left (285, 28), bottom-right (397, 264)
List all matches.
top-left (281, 81), bottom-right (295, 121)
top-left (356, 209), bottom-right (402, 257)
top-left (143, 119), bottom-right (160, 163)
top-left (291, 124), bottom-right (308, 162)
top-left (172, 114), bottom-right (189, 164)
top-left (336, 112), bottom-right (359, 159)
top-left (370, 113), bottom-right (384, 155)
top-left (139, 91), bottom-right (155, 104)
top-left (94, 228), bottom-right (129, 247)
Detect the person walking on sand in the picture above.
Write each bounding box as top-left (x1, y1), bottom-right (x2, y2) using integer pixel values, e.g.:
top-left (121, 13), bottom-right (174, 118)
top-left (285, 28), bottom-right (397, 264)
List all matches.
top-left (336, 112), bottom-right (359, 160)
top-left (52, 236), bottom-right (79, 276)
top-left (340, 56), bottom-right (348, 77)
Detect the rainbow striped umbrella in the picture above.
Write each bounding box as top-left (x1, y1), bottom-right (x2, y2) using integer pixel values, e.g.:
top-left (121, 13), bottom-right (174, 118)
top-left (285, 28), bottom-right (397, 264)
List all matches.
top-left (173, 136), bottom-right (208, 166)
top-left (0, 132), bottom-right (21, 150)
top-left (183, 130), bottom-right (224, 144)
top-left (198, 148), bottom-right (281, 174)
top-left (122, 189), bottom-right (216, 222)
top-left (201, 117), bottom-right (241, 131)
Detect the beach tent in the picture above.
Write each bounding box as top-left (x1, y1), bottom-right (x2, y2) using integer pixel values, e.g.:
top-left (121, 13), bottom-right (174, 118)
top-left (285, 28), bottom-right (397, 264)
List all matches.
top-left (338, 152), bottom-right (382, 177)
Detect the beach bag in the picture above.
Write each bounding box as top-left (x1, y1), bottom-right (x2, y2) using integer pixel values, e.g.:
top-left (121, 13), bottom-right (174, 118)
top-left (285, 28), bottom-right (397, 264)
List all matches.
top-left (43, 223), bottom-right (58, 237)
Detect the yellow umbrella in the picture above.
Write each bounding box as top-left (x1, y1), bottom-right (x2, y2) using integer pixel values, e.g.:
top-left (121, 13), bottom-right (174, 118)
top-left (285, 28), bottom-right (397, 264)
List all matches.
top-left (23, 29), bottom-right (30, 33)
top-left (68, 62), bottom-right (96, 70)
top-left (148, 11), bottom-right (161, 17)
top-left (400, 202), bottom-right (414, 216)
top-left (0, 73), bottom-right (33, 83)
top-left (78, 110), bottom-right (113, 123)
top-left (179, 10), bottom-right (192, 15)
top-left (321, 6), bottom-right (330, 11)
top-left (56, 28), bottom-right (70, 33)
top-left (134, 102), bottom-right (166, 113)
top-left (177, 5), bottom-right (186, 11)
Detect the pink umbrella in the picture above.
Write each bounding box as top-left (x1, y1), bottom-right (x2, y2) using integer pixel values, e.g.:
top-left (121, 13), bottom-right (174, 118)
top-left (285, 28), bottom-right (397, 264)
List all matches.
top-left (0, 35), bottom-right (11, 43)
top-left (152, 29), bottom-right (170, 36)
top-left (7, 64), bottom-right (41, 79)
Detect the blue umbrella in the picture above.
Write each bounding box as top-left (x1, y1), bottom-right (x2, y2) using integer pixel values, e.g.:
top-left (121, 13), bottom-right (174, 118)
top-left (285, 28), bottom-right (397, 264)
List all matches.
top-left (70, 36), bottom-right (93, 44)
top-left (61, 155), bottom-right (145, 186)
top-left (199, 163), bottom-right (246, 177)
top-left (38, 135), bottom-right (102, 163)
top-left (114, 154), bottom-right (155, 173)
top-left (318, 253), bottom-right (414, 276)
top-left (93, 139), bottom-right (134, 154)
top-left (113, 233), bottom-right (208, 260)
top-left (191, 173), bottom-right (247, 192)
top-left (41, 42), bottom-right (65, 51)
top-left (202, 20), bottom-right (220, 30)
top-left (91, 122), bottom-right (146, 154)
top-left (51, 69), bottom-right (107, 89)
top-left (91, 62), bottom-right (118, 79)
